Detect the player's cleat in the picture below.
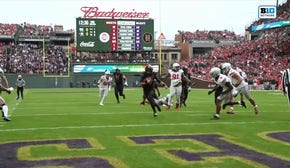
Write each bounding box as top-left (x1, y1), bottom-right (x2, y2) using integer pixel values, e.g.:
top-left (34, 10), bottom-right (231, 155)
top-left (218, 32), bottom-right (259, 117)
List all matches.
top-left (211, 115), bottom-right (220, 120)
top-left (4, 117), bottom-right (10, 121)
top-left (254, 105), bottom-right (259, 115)
top-left (99, 102), bottom-right (104, 106)
top-left (166, 105), bottom-right (171, 110)
top-left (153, 112), bottom-right (158, 117)
top-left (123, 94), bottom-right (126, 99)
top-left (241, 101), bottom-right (247, 108)
top-left (175, 103), bottom-right (179, 109)
top-left (140, 101), bottom-right (145, 105)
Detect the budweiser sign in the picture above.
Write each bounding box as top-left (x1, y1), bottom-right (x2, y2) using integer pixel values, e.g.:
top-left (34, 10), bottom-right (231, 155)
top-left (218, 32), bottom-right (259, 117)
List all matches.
top-left (81, 7), bottom-right (150, 19)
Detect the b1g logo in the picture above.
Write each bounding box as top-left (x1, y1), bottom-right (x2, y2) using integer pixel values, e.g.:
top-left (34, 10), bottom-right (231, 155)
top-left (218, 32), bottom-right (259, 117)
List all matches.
top-left (258, 5), bottom-right (277, 19)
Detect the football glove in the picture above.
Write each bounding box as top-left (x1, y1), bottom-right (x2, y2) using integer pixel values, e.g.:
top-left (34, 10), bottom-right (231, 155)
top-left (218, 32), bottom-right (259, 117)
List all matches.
top-left (208, 90), bottom-right (213, 95)
top-left (6, 87), bottom-right (13, 94)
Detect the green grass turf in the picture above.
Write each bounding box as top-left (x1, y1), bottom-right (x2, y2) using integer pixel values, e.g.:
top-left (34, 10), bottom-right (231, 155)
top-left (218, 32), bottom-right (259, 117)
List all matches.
top-left (0, 88), bottom-right (289, 168)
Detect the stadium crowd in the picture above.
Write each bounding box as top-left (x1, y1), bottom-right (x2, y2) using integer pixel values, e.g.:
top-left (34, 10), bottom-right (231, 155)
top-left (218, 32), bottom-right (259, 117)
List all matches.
top-left (0, 43), bottom-right (68, 75)
top-left (179, 27), bottom-right (289, 84)
top-left (179, 1), bottom-right (290, 89)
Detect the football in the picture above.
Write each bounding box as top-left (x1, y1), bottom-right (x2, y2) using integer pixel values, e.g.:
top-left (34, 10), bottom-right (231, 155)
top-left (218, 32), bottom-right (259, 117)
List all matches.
top-left (8, 87), bottom-right (14, 91)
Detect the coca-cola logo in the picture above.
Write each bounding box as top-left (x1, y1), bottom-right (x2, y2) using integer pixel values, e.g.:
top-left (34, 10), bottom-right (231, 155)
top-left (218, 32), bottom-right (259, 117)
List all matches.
top-left (81, 6), bottom-right (150, 19)
top-left (80, 41), bottom-right (95, 47)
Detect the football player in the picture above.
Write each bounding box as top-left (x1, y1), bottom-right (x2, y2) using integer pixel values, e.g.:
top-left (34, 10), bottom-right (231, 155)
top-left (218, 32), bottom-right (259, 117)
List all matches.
top-left (140, 64), bottom-right (167, 117)
top-left (180, 66), bottom-right (192, 107)
top-left (0, 68), bottom-right (12, 121)
top-left (221, 63), bottom-right (258, 115)
top-left (164, 63), bottom-right (190, 110)
top-left (140, 65), bottom-right (161, 105)
top-left (209, 67), bottom-right (240, 119)
top-left (112, 68), bottom-right (128, 104)
top-left (98, 70), bottom-right (113, 106)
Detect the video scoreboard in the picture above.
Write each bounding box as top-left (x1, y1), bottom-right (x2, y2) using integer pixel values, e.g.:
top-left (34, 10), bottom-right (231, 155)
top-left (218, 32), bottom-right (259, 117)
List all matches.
top-left (76, 18), bottom-right (154, 52)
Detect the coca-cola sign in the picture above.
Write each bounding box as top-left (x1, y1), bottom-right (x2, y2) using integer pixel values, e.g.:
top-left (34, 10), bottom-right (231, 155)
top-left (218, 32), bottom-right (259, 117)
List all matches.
top-left (81, 7), bottom-right (150, 19)
top-left (80, 41), bottom-right (95, 47)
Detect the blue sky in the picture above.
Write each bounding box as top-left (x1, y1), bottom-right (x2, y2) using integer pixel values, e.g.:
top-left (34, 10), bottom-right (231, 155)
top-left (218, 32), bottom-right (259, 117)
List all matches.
top-left (1, 0), bottom-right (284, 39)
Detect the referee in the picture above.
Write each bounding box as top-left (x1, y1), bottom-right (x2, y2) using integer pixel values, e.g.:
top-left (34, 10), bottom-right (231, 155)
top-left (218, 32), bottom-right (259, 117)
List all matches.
top-left (16, 75), bottom-right (25, 100)
top-left (282, 68), bottom-right (290, 109)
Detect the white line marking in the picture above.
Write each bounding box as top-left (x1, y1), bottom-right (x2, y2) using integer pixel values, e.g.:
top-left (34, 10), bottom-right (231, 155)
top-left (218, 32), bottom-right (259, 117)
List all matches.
top-left (0, 121), bottom-right (287, 132)
top-left (12, 111), bottom-right (209, 117)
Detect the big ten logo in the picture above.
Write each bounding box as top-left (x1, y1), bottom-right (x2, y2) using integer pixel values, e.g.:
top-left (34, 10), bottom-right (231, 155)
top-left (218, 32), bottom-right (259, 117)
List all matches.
top-left (258, 5), bottom-right (277, 19)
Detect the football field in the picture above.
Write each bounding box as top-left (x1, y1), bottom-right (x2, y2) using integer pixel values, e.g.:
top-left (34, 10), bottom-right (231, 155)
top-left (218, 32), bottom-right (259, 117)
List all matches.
top-left (0, 88), bottom-right (290, 168)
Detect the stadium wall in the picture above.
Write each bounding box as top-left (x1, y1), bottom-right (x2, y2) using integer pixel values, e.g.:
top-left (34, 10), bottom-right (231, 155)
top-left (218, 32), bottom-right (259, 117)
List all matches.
top-left (6, 74), bottom-right (213, 89)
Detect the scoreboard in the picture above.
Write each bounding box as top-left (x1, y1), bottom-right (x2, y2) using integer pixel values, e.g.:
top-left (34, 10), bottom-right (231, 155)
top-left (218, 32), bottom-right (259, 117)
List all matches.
top-left (76, 18), bottom-right (154, 52)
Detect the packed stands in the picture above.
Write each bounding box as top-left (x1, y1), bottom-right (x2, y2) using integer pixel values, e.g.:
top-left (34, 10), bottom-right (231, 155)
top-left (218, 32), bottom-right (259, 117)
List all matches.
top-left (0, 23), bottom-right (18, 36)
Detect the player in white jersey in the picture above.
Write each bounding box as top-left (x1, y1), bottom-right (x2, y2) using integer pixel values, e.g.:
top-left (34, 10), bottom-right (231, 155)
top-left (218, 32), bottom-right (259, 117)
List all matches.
top-left (0, 68), bottom-right (12, 121)
top-left (98, 70), bottom-right (113, 106)
top-left (221, 63), bottom-right (259, 115)
top-left (235, 67), bottom-right (248, 108)
top-left (209, 67), bottom-right (238, 119)
top-left (164, 63), bottom-right (190, 109)
top-left (209, 67), bottom-right (243, 119)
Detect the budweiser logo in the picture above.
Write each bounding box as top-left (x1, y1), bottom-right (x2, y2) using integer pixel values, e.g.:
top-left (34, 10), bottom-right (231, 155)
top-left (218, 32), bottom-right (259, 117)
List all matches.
top-left (80, 41), bottom-right (95, 47)
top-left (81, 7), bottom-right (150, 19)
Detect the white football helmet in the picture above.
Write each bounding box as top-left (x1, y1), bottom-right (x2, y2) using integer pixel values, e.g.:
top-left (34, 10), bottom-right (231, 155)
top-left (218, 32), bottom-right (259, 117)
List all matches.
top-left (209, 67), bottom-right (221, 78)
top-left (221, 62), bottom-right (231, 74)
top-left (105, 70), bottom-right (110, 75)
top-left (172, 63), bottom-right (180, 71)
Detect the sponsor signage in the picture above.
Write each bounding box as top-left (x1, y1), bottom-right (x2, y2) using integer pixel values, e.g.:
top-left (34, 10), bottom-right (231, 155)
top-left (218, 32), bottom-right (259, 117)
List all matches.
top-left (73, 64), bottom-right (159, 73)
